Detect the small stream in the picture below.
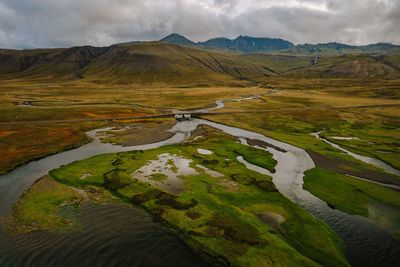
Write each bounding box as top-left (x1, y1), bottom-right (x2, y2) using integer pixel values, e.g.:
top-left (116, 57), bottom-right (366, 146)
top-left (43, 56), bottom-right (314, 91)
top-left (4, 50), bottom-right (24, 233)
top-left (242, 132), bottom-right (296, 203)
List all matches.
top-left (0, 97), bottom-right (399, 266)
top-left (311, 132), bottom-right (400, 177)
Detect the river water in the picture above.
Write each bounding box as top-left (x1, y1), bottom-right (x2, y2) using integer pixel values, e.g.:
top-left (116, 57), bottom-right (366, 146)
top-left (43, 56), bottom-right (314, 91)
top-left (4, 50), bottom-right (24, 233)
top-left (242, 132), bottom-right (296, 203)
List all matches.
top-left (0, 203), bottom-right (209, 267)
top-left (0, 98), bottom-right (399, 266)
top-left (311, 132), bottom-right (400, 177)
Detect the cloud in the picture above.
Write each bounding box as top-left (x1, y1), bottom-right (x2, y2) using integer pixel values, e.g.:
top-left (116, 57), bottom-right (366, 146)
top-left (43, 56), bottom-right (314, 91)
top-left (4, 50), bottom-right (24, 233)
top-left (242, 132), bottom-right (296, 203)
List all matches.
top-left (0, 0), bottom-right (399, 48)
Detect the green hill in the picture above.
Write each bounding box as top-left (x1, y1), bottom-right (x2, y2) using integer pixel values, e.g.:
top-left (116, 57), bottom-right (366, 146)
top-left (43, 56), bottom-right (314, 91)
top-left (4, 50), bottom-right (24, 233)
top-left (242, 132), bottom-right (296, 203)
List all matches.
top-left (241, 54), bottom-right (315, 73)
top-left (0, 42), bottom-right (273, 85)
top-left (81, 42), bottom-right (272, 84)
top-left (239, 53), bottom-right (400, 79)
top-left (0, 46), bottom-right (109, 80)
top-left (283, 54), bottom-right (400, 79)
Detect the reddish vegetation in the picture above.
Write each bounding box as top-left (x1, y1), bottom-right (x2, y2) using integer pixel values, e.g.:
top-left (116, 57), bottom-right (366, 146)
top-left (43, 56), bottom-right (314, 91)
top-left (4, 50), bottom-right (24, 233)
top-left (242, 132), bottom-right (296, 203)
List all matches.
top-left (0, 123), bottom-right (99, 174)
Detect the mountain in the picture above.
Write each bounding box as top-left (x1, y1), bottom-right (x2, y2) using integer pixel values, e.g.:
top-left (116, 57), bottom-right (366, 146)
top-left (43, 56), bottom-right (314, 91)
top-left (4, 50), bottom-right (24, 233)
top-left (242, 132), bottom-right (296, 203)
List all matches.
top-left (0, 46), bottom-right (109, 79)
top-left (1, 38), bottom-right (399, 84)
top-left (160, 34), bottom-right (294, 53)
top-left (199, 36), bottom-right (294, 53)
top-left (159, 34), bottom-right (400, 55)
top-left (0, 42), bottom-right (273, 84)
top-left (361, 43), bottom-right (400, 54)
top-left (160, 33), bottom-right (195, 46)
top-left (285, 42), bottom-right (400, 55)
top-left (197, 37), bottom-right (233, 50)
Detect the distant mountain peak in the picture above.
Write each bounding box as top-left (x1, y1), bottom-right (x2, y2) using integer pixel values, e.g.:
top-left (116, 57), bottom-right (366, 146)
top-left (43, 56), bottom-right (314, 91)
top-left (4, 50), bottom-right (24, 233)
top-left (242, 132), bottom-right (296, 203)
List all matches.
top-left (160, 33), bottom-right (195, 46)
top-left (158, 33), bottom-right (400, 54)
top-left (200, 35), bottom-right (294, 53)
top-left (163, 33), bottom-right (185, 39)
top-left (159, 33), bottom-right (294, 52)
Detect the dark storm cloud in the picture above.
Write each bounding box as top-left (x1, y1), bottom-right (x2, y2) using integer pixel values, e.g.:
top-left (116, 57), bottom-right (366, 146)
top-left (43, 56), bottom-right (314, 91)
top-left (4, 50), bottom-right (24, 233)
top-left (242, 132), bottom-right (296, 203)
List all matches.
top-left (0, 0), bottom-right (399, 49)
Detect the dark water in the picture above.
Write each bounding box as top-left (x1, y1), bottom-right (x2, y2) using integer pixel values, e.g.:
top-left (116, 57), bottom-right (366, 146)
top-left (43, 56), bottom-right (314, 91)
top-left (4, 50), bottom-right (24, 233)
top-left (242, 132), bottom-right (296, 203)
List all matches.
top-left (292, 189), bottom-right (400, 267)
top-left (0, 203), bottom-right (209, 267)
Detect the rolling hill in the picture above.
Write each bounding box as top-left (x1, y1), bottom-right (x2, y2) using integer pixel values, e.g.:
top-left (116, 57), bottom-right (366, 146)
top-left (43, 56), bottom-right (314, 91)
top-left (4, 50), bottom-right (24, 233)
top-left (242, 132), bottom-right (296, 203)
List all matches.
top-left (0, 42), bottom-right (273, 85)
top-left (0, 46), bottom-right (110, 79)
top-left (240, 54), bottom-right (400, 79)
top-left (282, 55), bottom-right (400, 79)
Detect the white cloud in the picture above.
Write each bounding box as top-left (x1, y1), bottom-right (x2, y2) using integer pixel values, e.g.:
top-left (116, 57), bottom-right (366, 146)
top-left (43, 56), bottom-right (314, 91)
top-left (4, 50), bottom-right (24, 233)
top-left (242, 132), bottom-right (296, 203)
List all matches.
top-left (0, 0), bottom-right (398, 48)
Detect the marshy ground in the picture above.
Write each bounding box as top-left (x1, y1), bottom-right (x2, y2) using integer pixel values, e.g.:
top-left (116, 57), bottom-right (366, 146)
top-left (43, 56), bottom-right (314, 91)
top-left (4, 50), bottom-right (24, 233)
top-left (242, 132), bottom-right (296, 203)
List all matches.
top-left (0, 76), bottom-right (399, 266)
top-left (7, 126), bottom-right (349, 267)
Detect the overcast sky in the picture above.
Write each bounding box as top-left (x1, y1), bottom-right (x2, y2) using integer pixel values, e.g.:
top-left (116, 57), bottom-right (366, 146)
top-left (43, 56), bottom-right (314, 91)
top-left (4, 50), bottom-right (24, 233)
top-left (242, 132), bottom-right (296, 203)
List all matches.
top-left (0, 0), bottom-right (399, 49)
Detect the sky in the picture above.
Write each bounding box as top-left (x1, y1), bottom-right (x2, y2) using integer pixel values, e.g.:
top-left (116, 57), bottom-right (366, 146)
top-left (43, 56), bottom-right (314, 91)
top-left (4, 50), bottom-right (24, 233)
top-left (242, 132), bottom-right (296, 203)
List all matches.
top-left (0, 0), bottom-right (399, 49)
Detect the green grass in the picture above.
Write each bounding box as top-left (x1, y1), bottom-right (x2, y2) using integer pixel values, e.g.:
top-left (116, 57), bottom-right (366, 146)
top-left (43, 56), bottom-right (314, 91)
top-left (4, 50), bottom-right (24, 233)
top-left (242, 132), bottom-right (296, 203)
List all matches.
top-left (150, 172), bottom-right (168, 181)
top-left (8, 177), bottom-right (83, 233)
top-left (323, 130), bottom-right (400, 170)
top-left (44, 127), bottom-right (349, 267)
top-left (304, 168), bottom-right (400, 216)
top-left (241, 54), bottom-right (313, 73)
top-left (234, 145), bottom-right (276, 173)
top-left (204, 108), bottom-right (399, 180)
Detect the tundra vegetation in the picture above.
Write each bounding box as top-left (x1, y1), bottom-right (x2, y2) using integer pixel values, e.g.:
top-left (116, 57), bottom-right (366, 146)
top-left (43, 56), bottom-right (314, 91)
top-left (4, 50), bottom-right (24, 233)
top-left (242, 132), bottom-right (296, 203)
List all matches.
top-left (9, 127), bottom-right (349, 267)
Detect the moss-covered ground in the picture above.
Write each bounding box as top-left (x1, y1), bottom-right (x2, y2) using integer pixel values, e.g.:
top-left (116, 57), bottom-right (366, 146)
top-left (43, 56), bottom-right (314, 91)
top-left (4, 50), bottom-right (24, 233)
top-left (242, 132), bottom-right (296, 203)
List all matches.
top-left (6, 176), bottom-right (84, 234)
top-left (303, 167), bottom-right (400, 238)
top-left (6, 176), bottom-right (120, 234)
top-left (304, 168), bottom-right (400, 216)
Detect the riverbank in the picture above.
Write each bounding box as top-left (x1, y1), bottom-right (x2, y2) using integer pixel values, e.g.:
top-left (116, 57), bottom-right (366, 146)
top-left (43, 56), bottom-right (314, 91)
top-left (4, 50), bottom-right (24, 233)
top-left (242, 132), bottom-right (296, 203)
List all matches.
top-left (303, 168), bottom-right (400, 238)
top-left (98, 119), bottom-right (176, 146)
top-left (0, 121), bottom-right (108, 176)
top-left (0, 119), bottom-right (178, 176)
top-left (0, 138), bottom-right (91, 176)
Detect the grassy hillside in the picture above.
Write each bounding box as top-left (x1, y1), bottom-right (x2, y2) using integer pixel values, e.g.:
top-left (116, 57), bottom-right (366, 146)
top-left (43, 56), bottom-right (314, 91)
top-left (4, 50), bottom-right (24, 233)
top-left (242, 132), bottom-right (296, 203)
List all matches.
top-left (241, 53), bottom-right (400, 79)
top-left (81, 42), bottom-right (272, 85)
top-left (241, 54), bottom-right (314, 73)
top-left (283, 54), bottom-right (400, 79)
top-left (0, 42), bottom-right (273, 85)
top-left (0, 47), bottom-right (109, 80)
top-left (1, 42), bottom-right (400, 84)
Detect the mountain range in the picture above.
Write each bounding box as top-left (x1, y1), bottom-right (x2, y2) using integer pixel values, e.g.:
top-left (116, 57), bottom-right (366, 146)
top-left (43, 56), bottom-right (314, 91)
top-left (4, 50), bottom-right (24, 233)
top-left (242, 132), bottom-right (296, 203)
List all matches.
top-left (160, 33), bottom-right (400, 55)
top-left (161, 34), bottom-right (294, 53)
top-left (0, 42), bottom-right (274, 84)
top-left (0, 34), bottom-right (399, 84)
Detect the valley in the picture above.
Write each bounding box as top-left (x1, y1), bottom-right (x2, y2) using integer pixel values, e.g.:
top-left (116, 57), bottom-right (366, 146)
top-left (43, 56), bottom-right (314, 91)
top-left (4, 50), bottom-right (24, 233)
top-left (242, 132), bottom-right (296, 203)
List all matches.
top-left (0, 39), bottom-right (399, 267)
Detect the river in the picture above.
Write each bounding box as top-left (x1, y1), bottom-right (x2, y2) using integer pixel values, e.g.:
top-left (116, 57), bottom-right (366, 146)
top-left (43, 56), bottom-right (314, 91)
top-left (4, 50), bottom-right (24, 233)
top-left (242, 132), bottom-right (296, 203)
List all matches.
top-left (0, 98), bottom-right (399, 266)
